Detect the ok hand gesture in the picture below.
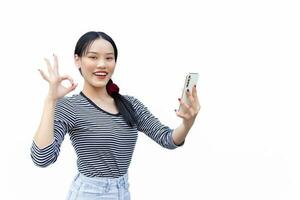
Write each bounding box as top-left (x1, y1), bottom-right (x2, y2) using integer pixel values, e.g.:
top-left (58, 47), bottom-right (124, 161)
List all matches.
top-left (38, 54), bottom-right (77, 101)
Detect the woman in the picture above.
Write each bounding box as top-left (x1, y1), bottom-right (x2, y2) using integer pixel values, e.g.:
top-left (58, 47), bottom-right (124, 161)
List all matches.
top-left (30, 31), bottom-right (200, 200)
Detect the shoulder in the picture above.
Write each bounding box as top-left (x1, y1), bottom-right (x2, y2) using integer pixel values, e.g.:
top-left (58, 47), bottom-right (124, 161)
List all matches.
top-left (123, 95), bottom-right (140, 105)
top-left (122, 94), bottom-right (147, 110)
top-left (123, 94), bottom-right (136, 102)
top-left (56, 94), bottom-right (81, 109)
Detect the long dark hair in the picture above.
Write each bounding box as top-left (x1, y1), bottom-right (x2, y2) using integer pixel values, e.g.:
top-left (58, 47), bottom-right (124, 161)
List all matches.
top-left (75, 31), bottom-right (137, 127)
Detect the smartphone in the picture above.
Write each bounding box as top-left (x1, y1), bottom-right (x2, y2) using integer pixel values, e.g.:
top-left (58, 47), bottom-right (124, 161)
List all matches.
top-left (178, 73), bottom-right (199, 112)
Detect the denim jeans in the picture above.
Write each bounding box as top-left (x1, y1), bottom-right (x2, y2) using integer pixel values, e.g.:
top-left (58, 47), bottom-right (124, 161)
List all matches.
top-left (66, 172), bottom-right (131, 200)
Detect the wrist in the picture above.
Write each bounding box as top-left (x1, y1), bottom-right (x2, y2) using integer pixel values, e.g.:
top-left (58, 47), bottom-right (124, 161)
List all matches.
top-left (44, 95), bottom-right (57, 105)
top-left (182, 120), bottom-right (194, 130)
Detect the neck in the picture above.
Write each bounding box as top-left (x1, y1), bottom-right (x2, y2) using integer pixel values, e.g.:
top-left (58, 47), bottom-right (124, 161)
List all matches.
top-left (82, 83), bottom-right (112, 101)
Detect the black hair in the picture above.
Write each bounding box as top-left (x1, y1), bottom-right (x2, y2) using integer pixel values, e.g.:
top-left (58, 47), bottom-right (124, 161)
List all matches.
top-left (74, 31), bottom-right (137, 127)
top-left (75, 31), bottom-right (118, 60)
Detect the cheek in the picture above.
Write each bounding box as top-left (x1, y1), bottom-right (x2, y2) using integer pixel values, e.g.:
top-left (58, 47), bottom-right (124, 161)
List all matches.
top-left (82, 60), bottom-right (96, 70)
top-left (109, 62), bottom-right (116, 71)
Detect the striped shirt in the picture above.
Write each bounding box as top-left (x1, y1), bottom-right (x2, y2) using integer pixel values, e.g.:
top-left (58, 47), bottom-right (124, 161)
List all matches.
top-left (31, 92), bottom-right (182, 178)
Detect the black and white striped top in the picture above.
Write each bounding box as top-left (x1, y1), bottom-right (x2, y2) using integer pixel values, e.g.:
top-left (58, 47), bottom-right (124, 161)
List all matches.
top-left (31, 92), bottom-right (182, 178)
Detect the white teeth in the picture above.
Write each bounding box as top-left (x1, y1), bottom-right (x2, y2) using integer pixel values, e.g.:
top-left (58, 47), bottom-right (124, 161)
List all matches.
top-left (94, 72), bottom-right (107, 76)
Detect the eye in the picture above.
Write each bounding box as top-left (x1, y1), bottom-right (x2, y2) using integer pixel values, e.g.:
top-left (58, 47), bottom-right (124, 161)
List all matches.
top-left (106, 57), bottom-right (114, 61)
top-left (88, 56), bottom-right (97, 60)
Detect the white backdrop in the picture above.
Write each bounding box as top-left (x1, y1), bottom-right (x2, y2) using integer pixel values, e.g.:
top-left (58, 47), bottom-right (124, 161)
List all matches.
top-left (0, 0), bottom-right (299, 199)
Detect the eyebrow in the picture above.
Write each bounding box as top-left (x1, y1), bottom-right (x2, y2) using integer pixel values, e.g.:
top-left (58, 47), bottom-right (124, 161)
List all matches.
top-left (86, 51), bottom-right (114, 55)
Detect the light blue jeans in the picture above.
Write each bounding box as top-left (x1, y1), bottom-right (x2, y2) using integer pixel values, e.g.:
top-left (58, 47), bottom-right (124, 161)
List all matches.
top-left (66, 172), bottom-right (131, 200)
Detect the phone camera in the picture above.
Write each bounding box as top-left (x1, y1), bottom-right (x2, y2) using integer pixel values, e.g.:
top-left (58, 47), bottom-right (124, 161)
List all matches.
top-left (186, 75), bottom-right (191, 87)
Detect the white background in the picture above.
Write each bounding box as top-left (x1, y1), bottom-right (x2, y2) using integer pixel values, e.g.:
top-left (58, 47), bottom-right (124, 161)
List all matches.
top-left (0, 0), bottom-right (299, 199)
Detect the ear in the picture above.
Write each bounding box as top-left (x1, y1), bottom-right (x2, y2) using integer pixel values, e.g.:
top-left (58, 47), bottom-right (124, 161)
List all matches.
top-left (74, 54), bottom-right (81, 69)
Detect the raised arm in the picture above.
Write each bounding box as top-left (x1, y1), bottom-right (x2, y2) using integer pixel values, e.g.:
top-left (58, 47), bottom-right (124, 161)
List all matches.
top-left (128, 96), bottom-right (180, 149)
top-left (173, 85), bottom-right (201, 145)
top-left (31, 54), bottom-right (77, 167)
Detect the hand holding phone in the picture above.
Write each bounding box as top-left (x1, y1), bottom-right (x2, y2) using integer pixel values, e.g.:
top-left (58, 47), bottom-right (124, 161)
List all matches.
top-left (178, 73), bottom-right (199, 112)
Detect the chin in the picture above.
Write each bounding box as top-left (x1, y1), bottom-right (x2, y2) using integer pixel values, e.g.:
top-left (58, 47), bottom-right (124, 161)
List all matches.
top-left (92, 82), bottom-right (107, 88)
top-left (86, 76), bottom-right (111, 88)
top-left (93, 80), bottom-right (109, 88)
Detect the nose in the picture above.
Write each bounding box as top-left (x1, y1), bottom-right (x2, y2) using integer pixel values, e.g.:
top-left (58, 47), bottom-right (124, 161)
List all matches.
top-left (97, 59), bottom-right (107, 68)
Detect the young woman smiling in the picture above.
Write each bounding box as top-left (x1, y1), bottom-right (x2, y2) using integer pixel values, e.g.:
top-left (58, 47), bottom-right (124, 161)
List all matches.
top-left (31, 31), bottom-right (201, 200)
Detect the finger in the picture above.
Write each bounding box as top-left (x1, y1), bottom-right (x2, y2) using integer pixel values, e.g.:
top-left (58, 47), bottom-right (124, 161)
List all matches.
top-left (178, 97), bottom-right (191, 110)
top-left (175, 109), bottom-right (188, 119)
top-left (38, 69), bottom-right (49, 82)
top-left (60, 75), bottom-right (74, 84)
top-left (62, 83), bottom-right (78, 96)
top-left (192, 85), bottom-right (199, 102)
top-left (180, 96), bottom-right (197, 116)
top-left (68, 82), bottom-right (78, 92)
top-left (189, 88), bottom-right (201, 111)
top-left (53, 54), bottom-right (59, 75)
top-left (189, 86), bottom-right (200, 108)
top-left (58, 82), bottom-right (77, 96)
top-left (44, 58), bottom-right (53, 76)
top-left (186, 88), bottom-right (196, 107)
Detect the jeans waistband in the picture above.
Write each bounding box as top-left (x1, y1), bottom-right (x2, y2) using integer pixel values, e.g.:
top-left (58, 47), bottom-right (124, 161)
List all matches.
top-left (77, 173), bottom-right (129, 190)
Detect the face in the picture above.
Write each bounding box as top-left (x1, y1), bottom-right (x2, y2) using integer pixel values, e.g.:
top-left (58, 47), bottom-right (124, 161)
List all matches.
top-left (75, 38), bottom-right (116, 89)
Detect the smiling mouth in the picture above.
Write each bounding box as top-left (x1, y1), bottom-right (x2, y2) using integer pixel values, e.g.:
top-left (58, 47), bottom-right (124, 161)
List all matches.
top-left (93, 72), bottom-right (108, 78)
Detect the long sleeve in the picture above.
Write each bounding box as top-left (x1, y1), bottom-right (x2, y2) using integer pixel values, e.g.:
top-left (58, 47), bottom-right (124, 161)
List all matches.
top-left (128, 96), bottom-right (183, 149)
top-left (30, 97), bottom-right (76, 167)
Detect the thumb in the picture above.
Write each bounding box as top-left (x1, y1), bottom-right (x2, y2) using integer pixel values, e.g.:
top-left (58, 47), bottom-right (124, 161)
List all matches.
top-left (175, 109), bottom-right (186, 119)
top-left (67, 83), bottom-right (78, 93)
